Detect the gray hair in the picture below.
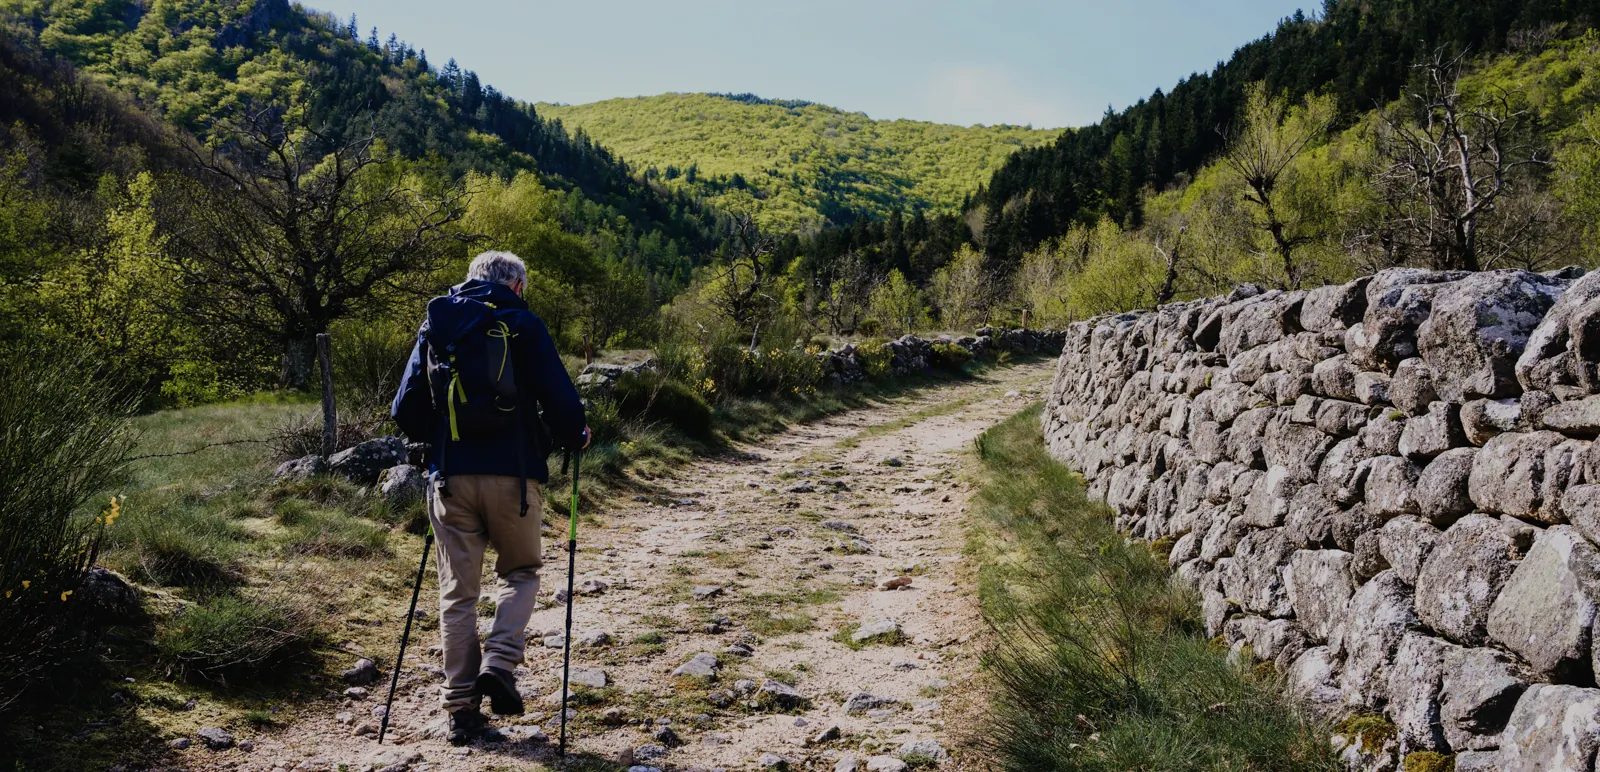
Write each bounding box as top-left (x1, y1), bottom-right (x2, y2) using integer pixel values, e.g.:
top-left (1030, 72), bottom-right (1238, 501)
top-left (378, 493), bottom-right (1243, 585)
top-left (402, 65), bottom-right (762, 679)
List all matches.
top-left (466, 250), bottom-right (527, 287)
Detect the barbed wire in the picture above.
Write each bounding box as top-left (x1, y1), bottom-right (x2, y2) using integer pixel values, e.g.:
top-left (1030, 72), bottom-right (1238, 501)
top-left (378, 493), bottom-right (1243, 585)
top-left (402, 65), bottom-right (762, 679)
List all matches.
top-left (122, 437), bottom-right (278, 462)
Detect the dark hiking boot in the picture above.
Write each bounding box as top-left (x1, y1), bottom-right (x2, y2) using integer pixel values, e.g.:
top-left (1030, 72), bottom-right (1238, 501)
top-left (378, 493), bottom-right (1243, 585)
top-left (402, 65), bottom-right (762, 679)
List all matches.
top-left (447, 707), bottom-right (487, 745)
top-left (475, 666), bottom-right (525, 716)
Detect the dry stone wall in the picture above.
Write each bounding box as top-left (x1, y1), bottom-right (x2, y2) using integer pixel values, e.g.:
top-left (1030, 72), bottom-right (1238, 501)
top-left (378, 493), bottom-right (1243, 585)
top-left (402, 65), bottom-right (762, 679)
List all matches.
top-left (1042, 267), bottom-right (1600, 772)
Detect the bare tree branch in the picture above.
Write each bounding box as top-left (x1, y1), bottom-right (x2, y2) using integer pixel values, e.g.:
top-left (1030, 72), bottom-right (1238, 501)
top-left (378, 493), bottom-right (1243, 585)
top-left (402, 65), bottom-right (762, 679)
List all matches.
top-left (158, 106), bottom-right (473, 388)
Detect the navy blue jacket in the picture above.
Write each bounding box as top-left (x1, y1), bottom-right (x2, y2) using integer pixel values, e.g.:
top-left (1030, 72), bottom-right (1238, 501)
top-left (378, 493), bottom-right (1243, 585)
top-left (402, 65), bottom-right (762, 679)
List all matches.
top-left (391, 279), bottom-right (586, 482)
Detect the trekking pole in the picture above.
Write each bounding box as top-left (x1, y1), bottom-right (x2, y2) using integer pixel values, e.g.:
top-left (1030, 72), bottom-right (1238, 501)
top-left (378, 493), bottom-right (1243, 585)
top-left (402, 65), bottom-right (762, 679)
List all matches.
top-left (378, 524), bottom-right (434, 745)
top-left (558, 450), bottom-right (581, 756)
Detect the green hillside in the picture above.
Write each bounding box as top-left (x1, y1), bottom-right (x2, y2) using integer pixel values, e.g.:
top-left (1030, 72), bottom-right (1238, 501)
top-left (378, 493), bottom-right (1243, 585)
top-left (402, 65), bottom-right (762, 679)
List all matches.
top-left (539, 92), bottom-right (1058, 231)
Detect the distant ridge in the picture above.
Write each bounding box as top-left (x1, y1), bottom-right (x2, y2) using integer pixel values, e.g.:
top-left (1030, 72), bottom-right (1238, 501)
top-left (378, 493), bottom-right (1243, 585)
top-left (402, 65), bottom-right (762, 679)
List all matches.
top-left (540, 92), bottom-right (1057, 231)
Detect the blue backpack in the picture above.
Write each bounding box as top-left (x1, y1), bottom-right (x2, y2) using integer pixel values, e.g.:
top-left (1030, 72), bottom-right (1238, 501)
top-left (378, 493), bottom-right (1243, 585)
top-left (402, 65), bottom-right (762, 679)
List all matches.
top-left (421, 294), bottom-right (532, 516)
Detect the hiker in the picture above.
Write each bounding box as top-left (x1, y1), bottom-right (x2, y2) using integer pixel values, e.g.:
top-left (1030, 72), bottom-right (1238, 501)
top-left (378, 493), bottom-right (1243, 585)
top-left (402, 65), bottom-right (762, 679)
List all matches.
top-left (391, 250), bottom-right (589, 744)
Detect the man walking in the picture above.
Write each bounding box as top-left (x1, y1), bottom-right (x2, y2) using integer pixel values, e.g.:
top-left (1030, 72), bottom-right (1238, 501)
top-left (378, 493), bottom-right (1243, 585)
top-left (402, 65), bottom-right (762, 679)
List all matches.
top-left (392, 251), bottom-right (589, 744)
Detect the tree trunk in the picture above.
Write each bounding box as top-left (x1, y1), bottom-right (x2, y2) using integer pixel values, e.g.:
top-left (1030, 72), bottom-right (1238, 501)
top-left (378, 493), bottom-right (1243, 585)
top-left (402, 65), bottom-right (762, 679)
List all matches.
top-left (281, 334), bottom-right (318, 390)
top-left (316, 333), bottom-right (337, 459)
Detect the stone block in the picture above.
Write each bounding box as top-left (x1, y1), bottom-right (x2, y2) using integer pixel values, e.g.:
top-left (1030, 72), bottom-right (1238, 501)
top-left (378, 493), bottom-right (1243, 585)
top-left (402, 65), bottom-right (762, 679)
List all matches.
top-left (1487, 526), bottom-right (1600, 682)
top-left (1414, 514), bottom-right (1521, 646)
top-left (1497, 684), bottom-right (1600, 772)
top-left (1331, 570), bottom-right (1419, 709)
top-left (1391, 358), bottom-right (1439, 417)
top-left (1414, 447), bottom-right (1476, 527)
top-left (1365, 455), bottom-right (1422, 519)
top-left (1286, 549), bottom-right (1356, 643)
top-left (1468, 431), bottom-right (1573, 522)
top-left (1398, 401), bottom-right (1468, 460)
top-left (1377, 516), bottom-right (1443, 586)
top-left (1417, 269), bottom-right (1568, 402)
top-left (1301, 277), bottom-right (1370, 332)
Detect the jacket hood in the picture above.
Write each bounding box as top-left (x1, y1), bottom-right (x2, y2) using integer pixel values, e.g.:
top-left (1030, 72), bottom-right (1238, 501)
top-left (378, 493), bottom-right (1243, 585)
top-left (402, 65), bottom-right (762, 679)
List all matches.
top-left (422, 279), bottom-right (528, 350)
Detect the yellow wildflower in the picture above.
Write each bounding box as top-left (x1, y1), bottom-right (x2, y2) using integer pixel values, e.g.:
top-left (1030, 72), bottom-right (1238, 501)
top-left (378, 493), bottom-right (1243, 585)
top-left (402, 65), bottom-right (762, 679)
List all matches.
top-left (60, 590), bottom-right (72, 601)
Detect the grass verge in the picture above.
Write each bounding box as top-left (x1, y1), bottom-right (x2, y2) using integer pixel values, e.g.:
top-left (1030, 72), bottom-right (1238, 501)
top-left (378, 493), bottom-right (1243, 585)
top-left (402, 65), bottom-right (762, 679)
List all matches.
top-left (967, 404), bottom-right (1338, 772)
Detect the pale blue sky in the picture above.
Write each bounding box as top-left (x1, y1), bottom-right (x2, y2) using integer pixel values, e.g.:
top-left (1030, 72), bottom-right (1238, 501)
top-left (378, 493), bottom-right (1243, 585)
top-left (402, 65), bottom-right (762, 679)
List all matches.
top-left (310, 0), bottom-right (1310, 129)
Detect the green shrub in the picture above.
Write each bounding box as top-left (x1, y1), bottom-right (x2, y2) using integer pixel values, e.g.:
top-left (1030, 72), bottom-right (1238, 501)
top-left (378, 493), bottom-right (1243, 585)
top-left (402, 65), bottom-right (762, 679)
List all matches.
top-left (699, 344), bottom-right (823, 400)
top-left (154, 594), bottom-right (318, 683)
top-left (0, 346), bottom-right (135, 716)
top-left (330, 317), bottom-right (415, 423)
top-left (929, 342), bottom-right (973, 372)
top-left (613, 372), bottom-right (714, 440)
top-left (856, 339), bottom-right (893, 379)
top-left (584, 396), bottom-right (624, 446)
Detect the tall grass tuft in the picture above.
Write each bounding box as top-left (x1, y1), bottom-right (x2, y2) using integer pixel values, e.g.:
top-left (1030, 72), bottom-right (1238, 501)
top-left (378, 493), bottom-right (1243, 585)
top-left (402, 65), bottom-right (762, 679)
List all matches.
top-left (154, 594), bottom-right (318, 683)
top-left (0, 344), bottom-right (137, 717)
top-left (0, 345), bottom-right (135, 717)
top-left (970, 405), bottom-right (1338, 772)
top-left (110, 500), bottom-right (247, 588)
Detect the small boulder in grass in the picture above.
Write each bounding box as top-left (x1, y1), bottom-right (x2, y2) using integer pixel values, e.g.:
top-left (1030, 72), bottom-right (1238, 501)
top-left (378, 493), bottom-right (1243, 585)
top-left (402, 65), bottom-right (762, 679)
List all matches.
top-left (672, 652), bottom-right (720, 680)
top-left (865, 757), bottom-right (908, 772)
top-left (878, 576), bottom-right (912, 591)
top-left (273, 454), bottom-right (324, 483)
top-left (898, 738), bottom-right (949, 764)
top-left (756, 679), bottom-right (809, 710)
top-left (851, 618), bottom-right (901, 643)
top-left (568, 667), bottom-right (608, 689)
top-left (652, 724), bottom-right (682, 747)
top-left (377, 464), bottom-right (426, 506)
top-left (843, 691), bottom-right (899, 714)
top-left (328, 436), bottom-right (406, 485)
top-left (196, 727), bottom-right (234, 750)
top-left (341, 657), bottom-right (379, 685)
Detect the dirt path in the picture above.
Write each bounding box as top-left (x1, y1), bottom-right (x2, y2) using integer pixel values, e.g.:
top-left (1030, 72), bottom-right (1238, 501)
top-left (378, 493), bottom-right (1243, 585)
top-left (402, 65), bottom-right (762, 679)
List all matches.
top-left (232, 362), bottom-right (1054, 772)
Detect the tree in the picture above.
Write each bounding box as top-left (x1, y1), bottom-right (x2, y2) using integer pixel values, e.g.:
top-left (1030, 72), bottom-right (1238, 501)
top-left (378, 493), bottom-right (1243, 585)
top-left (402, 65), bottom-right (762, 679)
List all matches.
top-left (580, 260), bottom-right (655, 355)
top-left (161, 107), bottom-right (470, 389)
top-left (1556, 106), bottom-right (1600, 264)
top-left (1220, 83), bottom-right (1335, 289)
top-left (813, 250), bottom-right (879, 336)
top-left (1066, 219), bottom-right (1163, 318)
top-left (462, 171), bottom-right (598, 289)
top-left (1372, 52), bottom-right (1549, 271)
top-left (929, 245), bottom-right (994, 330)
top-left (868, 269), bottom-right (927, 336)
top-left (708, 213), bottom-right (780, 337)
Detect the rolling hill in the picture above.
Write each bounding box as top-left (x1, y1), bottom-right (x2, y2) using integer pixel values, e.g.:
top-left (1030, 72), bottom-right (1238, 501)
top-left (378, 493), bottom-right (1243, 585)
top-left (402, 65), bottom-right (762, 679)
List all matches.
top-left (1, 0), bottom-right (724, 288)
top-left (539, 92), bottom-right (1059, 231)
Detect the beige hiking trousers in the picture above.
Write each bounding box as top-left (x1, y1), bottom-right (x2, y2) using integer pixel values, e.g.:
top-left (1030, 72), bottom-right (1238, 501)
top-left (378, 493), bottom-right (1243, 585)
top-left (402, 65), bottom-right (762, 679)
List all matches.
top-left (428, 474), bottom-right (543, 712)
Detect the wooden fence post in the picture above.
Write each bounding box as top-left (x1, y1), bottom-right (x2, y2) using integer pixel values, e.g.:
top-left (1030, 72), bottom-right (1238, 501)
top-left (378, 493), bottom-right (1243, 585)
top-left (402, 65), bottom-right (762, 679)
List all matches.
top-left (317, 333), bottom-right (337, 459)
